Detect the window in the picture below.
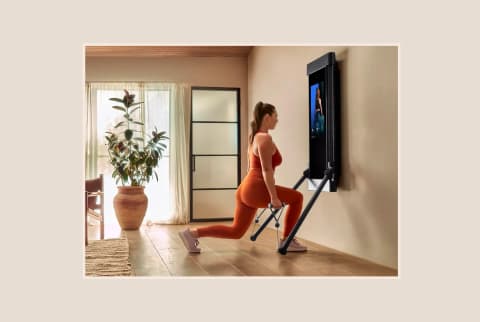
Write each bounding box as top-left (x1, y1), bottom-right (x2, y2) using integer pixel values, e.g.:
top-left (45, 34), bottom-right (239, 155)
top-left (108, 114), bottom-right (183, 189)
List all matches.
top-left (86, 83), bottom-right (171, 223)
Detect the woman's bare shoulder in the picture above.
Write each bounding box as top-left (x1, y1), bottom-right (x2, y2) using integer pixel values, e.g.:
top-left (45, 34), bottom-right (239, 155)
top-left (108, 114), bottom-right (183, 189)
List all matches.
top-left (254, 132), bottom-right (272, 143)
top-left (254, 133), bottom-right (274, 155)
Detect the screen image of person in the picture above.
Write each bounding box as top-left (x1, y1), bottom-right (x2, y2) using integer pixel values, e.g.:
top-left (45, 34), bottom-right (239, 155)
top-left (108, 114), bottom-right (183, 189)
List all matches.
top-left (310, 84), bottom-right (325, 138)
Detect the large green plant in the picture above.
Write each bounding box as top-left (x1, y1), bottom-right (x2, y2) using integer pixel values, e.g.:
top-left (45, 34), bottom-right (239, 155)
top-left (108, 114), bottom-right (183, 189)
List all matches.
top-left (105, 90), bottom-right (169, 186)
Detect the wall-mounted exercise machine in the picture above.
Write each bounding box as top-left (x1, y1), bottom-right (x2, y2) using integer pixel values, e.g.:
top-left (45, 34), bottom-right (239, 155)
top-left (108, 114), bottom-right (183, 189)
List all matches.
top-left (250, 52), bottom-right (341, 254)
top-left (308, 52), bottom-right (341, 190)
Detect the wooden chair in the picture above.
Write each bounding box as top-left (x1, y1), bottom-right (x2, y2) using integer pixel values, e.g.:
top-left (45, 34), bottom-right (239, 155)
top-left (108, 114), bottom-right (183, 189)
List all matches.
top-left (85, 174), bottom-right (104, 245)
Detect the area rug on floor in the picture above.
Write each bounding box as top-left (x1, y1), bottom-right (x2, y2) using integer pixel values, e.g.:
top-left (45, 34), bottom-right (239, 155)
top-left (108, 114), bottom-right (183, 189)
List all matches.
top-left (85, 237), bottom-right (132, 277)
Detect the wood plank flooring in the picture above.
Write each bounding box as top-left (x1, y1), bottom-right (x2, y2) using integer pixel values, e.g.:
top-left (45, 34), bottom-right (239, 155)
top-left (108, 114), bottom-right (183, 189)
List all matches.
top-left (87, 221), bottom-right (397, 277)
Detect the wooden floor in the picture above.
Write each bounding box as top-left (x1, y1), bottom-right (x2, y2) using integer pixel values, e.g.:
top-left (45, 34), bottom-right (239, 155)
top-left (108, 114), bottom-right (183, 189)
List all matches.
top-left (87, 221), bottom-right (397, 277)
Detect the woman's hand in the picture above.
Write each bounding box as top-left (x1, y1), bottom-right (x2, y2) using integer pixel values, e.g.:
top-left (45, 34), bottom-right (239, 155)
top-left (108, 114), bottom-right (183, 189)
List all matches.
top-left (270, 197), bottom-right (283, 209)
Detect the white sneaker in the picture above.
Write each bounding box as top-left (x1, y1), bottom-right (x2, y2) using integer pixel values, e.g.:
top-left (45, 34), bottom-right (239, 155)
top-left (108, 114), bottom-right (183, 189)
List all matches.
top-left (178, 229), bottom-right (201, 253)
top-left (281, 238), bottom-right (307, 252)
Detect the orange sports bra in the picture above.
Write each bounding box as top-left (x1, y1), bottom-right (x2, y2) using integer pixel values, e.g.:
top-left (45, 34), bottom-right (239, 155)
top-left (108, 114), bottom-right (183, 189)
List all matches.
top-left (249, 145), bottom-right (283, 170)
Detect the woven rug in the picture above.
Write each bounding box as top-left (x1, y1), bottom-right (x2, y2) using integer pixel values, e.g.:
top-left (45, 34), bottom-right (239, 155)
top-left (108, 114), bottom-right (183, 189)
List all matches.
top-left (85, 237), bottom-right (132, 277)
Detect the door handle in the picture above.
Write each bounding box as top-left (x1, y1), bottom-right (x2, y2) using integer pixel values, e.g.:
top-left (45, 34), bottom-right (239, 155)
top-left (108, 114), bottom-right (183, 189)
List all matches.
top-left (192, 155), bottom-right (196, 172)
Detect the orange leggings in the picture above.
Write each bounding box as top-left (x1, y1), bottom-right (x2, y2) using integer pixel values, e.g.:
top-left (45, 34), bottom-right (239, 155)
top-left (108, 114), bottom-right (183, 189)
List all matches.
top-left (196, 171), bottom-right (303, 240)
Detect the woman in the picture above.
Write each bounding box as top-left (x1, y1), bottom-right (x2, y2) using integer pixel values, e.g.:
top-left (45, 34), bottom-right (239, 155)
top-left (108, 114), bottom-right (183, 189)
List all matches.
top-left (179, 101), bottom-right (306, 253)
top-left (314, 87), bottom-right (324, 135)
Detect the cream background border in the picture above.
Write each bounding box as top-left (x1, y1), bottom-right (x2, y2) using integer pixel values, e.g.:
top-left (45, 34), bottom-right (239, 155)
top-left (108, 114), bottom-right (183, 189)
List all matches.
top-left (2, 0), bottom-right (479, 321)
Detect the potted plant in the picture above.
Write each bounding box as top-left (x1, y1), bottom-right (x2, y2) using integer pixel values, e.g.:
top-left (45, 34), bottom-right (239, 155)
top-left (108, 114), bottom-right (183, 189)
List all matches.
top-left (105, 89), bottom-right (168, 229)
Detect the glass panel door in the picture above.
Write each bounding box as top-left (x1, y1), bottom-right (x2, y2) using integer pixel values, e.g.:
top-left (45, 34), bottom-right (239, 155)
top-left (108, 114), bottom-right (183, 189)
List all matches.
top-left (190, 87), bottom-right (240, 221)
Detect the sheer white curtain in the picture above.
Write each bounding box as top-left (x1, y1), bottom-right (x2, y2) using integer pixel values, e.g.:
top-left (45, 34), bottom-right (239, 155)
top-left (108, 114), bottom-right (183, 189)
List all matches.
top-left (85, 82), bottom-right (140, 180)
top-left (166, 83), bottom-right (190, 224)
top-left (85, 82), bottom-right (190, 225)
top-left (143, 82), bottom-right (191, 224)
top-left (85, 83), bottom-right (96, 179)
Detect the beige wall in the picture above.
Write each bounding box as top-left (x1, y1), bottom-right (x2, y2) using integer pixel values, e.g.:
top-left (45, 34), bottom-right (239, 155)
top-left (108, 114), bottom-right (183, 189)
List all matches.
top-left (248, 46), bottom-right (398, 268)
top-left (85, 56), bottom-right (250, 176)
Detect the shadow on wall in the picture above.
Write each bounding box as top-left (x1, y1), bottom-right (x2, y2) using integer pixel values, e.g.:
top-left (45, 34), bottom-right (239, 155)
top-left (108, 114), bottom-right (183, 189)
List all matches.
top-left (335, 49), bottom-right (356, 192)
top-left (334, 47), bottom-right (398, 269)
top-left (331, 49), bottom-right (372, 255)
top-left (333, 49), bottom-right (373, 261)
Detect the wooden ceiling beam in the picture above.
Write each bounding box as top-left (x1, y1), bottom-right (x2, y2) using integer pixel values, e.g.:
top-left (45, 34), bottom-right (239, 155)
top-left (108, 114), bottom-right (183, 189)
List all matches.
top-left (85, 46), bottom-right (253, 58)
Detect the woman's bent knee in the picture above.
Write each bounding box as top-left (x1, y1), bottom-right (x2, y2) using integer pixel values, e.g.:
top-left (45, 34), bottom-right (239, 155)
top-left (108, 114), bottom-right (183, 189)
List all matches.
top-left (230, 229), bottom-right (246, 239)
top-left (295, 191), bottom-right (303, 203)
top-left (286, 190), bottom-right (303, 204)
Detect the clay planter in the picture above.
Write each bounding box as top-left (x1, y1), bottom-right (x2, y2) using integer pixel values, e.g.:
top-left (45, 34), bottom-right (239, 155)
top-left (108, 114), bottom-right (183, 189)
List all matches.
top-left (113, 186), bottom-right (148, 230)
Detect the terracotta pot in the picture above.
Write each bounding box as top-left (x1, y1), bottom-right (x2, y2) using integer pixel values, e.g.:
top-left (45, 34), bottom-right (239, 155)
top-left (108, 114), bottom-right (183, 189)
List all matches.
top-left (113, 186), bottom-right (148, 230)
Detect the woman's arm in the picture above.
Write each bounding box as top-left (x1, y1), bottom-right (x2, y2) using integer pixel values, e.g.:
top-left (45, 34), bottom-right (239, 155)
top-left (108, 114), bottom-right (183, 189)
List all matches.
top-left (256, 134), bottom-right (282, 208)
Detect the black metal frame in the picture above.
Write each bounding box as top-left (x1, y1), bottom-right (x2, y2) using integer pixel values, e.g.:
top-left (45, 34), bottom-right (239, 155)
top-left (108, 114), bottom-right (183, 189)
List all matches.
top-left (250, 165), bottom-right (334, 255)
top-left (190, 86), bottom-right (241, 222)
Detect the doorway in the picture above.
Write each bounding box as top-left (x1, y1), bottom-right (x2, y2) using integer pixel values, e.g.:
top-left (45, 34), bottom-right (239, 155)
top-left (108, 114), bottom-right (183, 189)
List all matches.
top-left (190, 87), bottom-right (240, 221)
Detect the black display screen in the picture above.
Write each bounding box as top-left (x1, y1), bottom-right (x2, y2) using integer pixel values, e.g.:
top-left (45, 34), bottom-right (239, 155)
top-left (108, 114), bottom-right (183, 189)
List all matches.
top-left (309, 68), bottom-right (327, 179)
